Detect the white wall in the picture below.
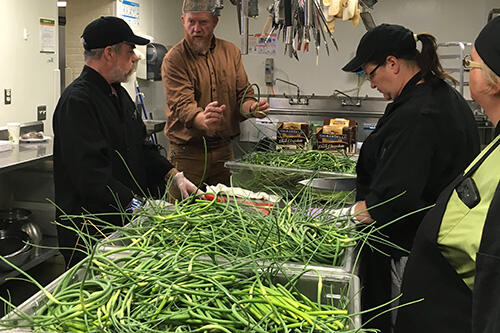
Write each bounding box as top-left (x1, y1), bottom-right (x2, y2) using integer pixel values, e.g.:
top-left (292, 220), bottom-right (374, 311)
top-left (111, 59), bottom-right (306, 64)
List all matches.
top-left (137, 0), bottom-right (498, 127)
top-left (137, 0), bottom-right (184, 149)
top-left (0, 0), bottom-right (59, 135)
top-left (214, 0), bottom-right (498, 99)
top-left (65, 0), bottom-right (115, 85)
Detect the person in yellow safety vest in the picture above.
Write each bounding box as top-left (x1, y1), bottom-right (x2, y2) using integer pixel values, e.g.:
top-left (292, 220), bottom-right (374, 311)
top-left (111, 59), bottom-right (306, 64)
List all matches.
top-left (395, 16), bottom-right (500, 333)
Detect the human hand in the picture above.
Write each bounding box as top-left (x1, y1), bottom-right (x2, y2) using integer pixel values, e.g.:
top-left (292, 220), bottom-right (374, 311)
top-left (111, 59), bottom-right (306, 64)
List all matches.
top-left (249, 99), bottom-right (270, 119)
top-left (193, 101), bottom-right (225, 135)
top-left (173, 171), bottom-right (200, 199)
top-left (328, 202), bottom-right (374, 224)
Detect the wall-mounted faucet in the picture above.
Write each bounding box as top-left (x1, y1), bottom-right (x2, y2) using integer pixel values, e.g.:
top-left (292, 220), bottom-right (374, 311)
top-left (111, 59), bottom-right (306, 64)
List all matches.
top-left (274, 78), bottom-right (309, 105)
top-left (334, 90), bottom-right (362, 107)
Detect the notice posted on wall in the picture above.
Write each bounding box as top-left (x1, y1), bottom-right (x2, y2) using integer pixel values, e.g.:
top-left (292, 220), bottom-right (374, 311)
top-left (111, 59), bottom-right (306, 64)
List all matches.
top-left (248, 33), bottom-right (277, 55)
top-left (117, 0), bottom-right (140, 29)
top-left (40, 18), bottom-right (56, 53)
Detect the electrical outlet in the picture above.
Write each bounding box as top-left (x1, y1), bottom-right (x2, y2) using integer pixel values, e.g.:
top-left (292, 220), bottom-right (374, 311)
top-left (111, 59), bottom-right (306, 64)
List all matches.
top-left (37, 105), bottom-right (47, 121)
top-left (265, 58), bottom-right (274, 85)
top-left (4, 89), bottom-right (11, 105)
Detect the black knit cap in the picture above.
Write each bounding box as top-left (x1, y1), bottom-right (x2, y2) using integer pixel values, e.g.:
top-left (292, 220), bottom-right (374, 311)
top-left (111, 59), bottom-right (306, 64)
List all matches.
top-left (81, 16), bottom-right (149, 50)
top-left (475, 16), bottom-right (500, 77)
top-left (343, 23), bottom-right (416, 73)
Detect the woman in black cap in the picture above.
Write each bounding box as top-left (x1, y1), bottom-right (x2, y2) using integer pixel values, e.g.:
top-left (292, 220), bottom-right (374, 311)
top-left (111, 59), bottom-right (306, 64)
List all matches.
top-left (341, 24), bottom-right (480, 331)
top-left (395, 16), bottom-right (500, 333)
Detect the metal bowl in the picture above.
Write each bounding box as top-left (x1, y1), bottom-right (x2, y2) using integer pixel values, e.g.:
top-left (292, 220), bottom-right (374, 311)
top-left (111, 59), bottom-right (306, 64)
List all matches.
top-left (0, 229), bottom-right (32, 271)
top-left (298, 177), bottom-right (356, 193)
top-left (0, 208), bottom-right (41, 254)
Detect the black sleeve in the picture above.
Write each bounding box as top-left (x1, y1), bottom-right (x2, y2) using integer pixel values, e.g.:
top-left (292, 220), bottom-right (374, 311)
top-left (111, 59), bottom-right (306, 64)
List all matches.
top-left (472, 182), bottom-right (500, 333)
top-left (364, 113), bottom-right (437, 228)
top-left (56, 91), bottom-right (135, 209)
top-left (142, 140), bottom-right (174, 183)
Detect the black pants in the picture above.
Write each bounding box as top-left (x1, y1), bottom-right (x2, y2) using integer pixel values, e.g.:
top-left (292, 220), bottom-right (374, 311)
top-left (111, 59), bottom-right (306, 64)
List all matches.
top-left (360, 248), bottom-right (393, 333)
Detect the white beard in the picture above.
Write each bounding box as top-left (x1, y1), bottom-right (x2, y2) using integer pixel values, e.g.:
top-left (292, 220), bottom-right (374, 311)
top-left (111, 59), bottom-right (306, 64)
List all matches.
top-left (111, 61), bottom-right (138, 83)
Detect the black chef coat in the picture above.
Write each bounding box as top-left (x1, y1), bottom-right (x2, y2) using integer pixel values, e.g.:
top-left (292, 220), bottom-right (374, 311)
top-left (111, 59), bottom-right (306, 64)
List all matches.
top-left (356, 73), bottom-right (480, 255)
top-left (356, 73), bottom-right (479, 332)
top-left (53, 65), bottom-right (173, 229)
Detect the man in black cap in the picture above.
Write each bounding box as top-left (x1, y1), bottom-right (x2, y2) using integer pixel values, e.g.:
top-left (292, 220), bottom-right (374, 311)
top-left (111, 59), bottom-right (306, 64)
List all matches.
top-left (395, 17), bottom-right (500, 333)
top-left (53, 16), bottom-right (198, 267)
top-left (340, 23), bottom-right (480, 331)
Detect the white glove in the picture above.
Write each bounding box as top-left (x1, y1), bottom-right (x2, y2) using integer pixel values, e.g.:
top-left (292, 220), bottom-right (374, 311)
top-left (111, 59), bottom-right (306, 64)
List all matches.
top-left (328, 205), bottom-right (356, 221)
top-left (205, 184), bottom-right (281, 203)
top-left (173, 172), bottom-right (199, 199)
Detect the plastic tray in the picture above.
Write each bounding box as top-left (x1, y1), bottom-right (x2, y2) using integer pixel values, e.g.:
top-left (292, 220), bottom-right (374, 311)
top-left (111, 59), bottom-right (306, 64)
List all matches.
top-left (1, 249), bottom-right (361, 331)
top-left (225, 159), bottom-right (355, 198)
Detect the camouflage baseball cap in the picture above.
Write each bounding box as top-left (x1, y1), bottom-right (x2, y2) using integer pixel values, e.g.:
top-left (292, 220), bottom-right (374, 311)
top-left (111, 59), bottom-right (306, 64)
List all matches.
top-left (182, 0), bottom-right (223, 16)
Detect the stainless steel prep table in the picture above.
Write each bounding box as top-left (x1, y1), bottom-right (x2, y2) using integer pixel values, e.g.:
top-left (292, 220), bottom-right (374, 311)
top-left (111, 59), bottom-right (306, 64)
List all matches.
top-left (0, 141), bottom-right (53, 175)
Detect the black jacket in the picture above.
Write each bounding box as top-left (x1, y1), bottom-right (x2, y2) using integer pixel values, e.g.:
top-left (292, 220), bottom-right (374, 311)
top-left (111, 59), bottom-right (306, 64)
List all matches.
top-left (356, 73), bottom-right (480, 255)
top-left (53, 66), bottom-right (173, 226)
top-left (395, 123), bottom-right (500, 333)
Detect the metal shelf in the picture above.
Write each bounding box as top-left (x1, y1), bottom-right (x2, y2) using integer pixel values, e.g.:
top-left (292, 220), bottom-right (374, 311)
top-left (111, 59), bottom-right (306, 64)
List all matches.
top-left (438, 41), bottom-right (472, 96)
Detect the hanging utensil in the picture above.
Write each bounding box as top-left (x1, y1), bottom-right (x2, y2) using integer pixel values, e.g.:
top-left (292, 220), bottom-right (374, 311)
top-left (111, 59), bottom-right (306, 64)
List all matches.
top-left (315, 5), bottom-right (330, 55)
top-left (314, 0), bottom-right (339, 50)
top-left (284, 0), bottom-right (293, 57)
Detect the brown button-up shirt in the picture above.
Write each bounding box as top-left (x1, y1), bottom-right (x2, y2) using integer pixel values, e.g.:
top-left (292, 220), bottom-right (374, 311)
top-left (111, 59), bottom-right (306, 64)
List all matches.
top-left (161, 36), bottom-right (255, 146)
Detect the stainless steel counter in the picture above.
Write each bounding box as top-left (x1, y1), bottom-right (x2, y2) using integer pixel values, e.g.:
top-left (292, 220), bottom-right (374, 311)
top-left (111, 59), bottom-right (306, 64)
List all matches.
top-left (0, 140), bottom-right (53, 175)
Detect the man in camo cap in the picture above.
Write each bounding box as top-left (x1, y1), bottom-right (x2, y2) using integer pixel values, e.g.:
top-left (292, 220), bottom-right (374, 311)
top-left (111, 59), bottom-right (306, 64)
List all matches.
top-left (182, 0), bottom-right (223, 16)
top-left (161, 0), bottom-right (270, 199)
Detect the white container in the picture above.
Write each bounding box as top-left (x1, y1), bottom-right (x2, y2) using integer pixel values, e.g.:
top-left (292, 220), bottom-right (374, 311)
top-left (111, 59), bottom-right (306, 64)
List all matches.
top-left (7, 122), bottom-right (21, 145)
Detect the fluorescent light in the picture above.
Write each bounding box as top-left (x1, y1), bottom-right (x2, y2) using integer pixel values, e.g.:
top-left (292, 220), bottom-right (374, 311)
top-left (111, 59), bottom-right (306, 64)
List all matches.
top-left (57, 1), bottom-right (67, 7)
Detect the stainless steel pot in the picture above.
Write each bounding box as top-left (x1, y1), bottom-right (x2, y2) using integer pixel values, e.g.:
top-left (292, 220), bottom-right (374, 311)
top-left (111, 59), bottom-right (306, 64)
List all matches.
top-left (0, 229), bottom-right (32, 271)
top-left (0, 208), bottom-right (42, 256)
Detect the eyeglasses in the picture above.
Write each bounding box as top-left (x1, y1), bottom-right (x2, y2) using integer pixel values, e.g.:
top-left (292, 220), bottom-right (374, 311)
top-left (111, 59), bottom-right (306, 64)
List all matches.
top-left (463, 54), bottom-right (482, 70)
top-left (365, 63), bottom-right (383, 81)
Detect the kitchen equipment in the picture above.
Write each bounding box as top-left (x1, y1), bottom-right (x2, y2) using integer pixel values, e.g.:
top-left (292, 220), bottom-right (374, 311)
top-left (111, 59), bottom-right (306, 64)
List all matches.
top-left (299, 176), bottom-right (357, 203)
top-left (0, 208), bottom-right (42, 256)
top-left (225, 158), bottom-right (354, 197)
top-left (0, 229), bottom-right (32, 271)
top-left (298, 177), bottom-right (356, 193)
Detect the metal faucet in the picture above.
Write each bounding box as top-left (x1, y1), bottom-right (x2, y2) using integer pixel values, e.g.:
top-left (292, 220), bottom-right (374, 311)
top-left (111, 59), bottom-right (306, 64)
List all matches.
top-left (334, 90), bottom-right (362, 107)
top-left (275, 78), bottom-right (300, 99)
top-left (274, 78), bottom-right (309, 105)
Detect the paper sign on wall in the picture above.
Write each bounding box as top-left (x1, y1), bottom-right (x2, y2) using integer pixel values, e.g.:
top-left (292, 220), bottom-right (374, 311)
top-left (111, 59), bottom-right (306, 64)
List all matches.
top-left (40, 18), bottom-right (56, 53)
top-left (117, 0), bottom-right (140, 29)
top-left (248, 33), bottom-right (277, 55)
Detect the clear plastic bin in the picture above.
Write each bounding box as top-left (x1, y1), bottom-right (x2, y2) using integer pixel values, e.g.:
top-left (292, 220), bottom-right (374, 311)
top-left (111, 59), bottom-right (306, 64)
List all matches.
top-left (225, 159), bottom-right (356, 201)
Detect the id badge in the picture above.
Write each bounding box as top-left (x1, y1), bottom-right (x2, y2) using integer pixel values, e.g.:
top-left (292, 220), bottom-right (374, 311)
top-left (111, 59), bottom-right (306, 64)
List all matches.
top-left (455, 177), bottom-right (481, 209)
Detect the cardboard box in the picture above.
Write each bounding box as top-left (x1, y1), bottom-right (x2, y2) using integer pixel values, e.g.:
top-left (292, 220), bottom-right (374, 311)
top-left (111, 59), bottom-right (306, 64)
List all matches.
top-left (315, 119), bottom-right (357, 152)
top-left (276, 121), bottom-right (311, 150)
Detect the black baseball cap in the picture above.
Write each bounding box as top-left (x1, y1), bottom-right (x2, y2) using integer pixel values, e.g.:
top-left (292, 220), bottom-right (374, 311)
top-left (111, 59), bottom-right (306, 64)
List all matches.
top-left (475, 16), bottom-right (500, 77)
top-left (343, 23), bottom-right (417, 73)
top-left (81, 16), bottom-right (150, 50)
